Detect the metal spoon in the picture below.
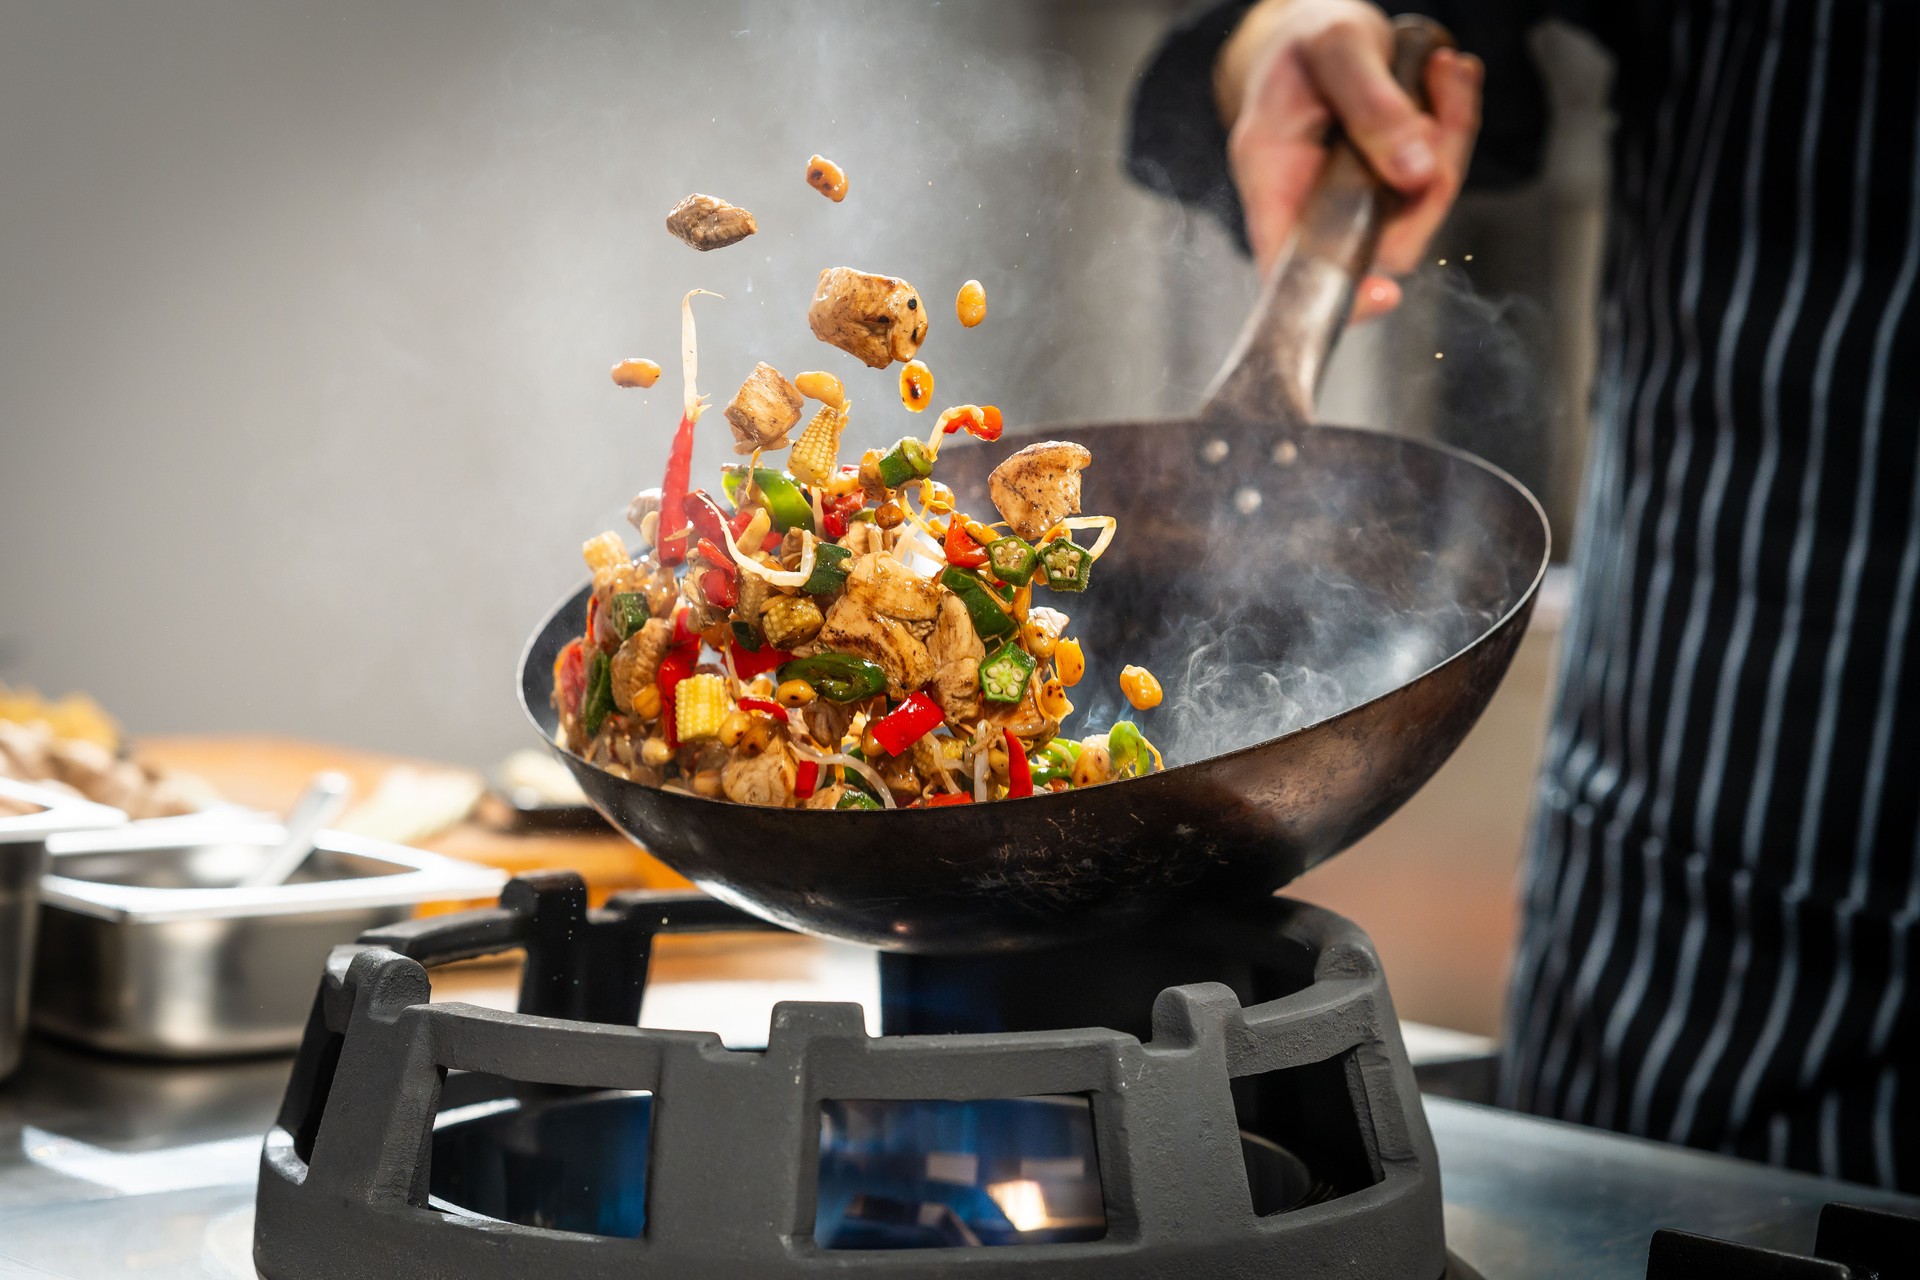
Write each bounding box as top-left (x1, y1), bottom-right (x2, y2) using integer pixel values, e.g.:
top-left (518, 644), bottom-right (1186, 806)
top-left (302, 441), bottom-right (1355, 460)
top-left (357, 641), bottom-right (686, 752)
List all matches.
top-left (238, 771), bottom-right (352, 889)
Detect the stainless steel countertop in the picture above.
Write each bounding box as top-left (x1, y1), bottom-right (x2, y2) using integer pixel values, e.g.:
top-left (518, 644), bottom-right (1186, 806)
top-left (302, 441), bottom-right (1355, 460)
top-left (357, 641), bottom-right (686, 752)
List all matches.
top-left (0, 975), bottom-right (1913, 1277)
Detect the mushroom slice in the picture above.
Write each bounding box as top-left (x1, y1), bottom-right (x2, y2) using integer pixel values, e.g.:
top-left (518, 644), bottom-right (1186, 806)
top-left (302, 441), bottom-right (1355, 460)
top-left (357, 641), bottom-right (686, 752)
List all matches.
top-left (666, 193), bottom-right (757, 251)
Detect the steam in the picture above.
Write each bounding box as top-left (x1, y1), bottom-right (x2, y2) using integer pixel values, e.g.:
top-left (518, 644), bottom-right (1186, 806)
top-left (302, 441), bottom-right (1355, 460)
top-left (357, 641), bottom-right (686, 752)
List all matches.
top-left (1065, 261), bottom-right (1542, 769)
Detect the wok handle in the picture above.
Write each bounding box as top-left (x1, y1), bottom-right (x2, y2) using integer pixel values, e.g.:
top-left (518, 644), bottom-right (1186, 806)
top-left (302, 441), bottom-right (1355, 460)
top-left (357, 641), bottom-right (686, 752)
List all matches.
top-left (1201, 15), bottom-right (1456, 425)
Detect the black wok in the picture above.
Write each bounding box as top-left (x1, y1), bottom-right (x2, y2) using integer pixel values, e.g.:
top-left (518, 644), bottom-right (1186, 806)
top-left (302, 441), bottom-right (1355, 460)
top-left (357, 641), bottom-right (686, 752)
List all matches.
top-left (519, 19), bottom-right (1549, 953)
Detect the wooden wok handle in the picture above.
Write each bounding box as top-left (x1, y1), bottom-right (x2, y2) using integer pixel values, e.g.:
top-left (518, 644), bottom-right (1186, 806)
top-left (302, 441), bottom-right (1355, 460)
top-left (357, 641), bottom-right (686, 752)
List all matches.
top-left (1202, 15), bottom-right (1457, 425)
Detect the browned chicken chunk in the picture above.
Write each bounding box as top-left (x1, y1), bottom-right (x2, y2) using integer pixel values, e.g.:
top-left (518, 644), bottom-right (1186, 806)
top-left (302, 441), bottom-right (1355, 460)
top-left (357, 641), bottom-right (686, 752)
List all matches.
top-left (807, 268), bottom-right (927, 368)
top-left (665, 193), bottom-right (757, 250)
top-left (817, 595), bottom-right (934, 698)
top-left (845, 553), bottom-right (941, 620)
top-left (724, 363), bottom-right (804, 454)
top-left (988, 440), bottom-right (1093, 541)
top-left (722, 746), bottom-right (794, 806)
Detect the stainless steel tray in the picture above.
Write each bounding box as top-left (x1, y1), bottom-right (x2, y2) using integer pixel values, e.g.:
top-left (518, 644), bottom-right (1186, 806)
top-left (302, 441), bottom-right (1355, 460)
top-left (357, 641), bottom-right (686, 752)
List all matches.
top-left (0, 777), bottom-right (124, 1080)
top-left (32, 819), bottom-right (504, 1058)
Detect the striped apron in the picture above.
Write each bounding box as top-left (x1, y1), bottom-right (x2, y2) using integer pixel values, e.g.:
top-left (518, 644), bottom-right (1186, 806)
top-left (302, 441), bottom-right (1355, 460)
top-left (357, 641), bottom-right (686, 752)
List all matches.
top-left (1499, 0), bottom-right (1920, 1192)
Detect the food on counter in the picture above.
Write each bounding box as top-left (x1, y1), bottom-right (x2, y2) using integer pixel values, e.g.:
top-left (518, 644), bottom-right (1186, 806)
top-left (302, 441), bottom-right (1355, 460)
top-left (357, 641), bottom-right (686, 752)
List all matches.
top-left (956, 278), bottom-right (987, 328)
top-left (665, 193), bottom-right (758, 251)
top-left (724, 362), bottom-right (805, 455)
top-left (555, 284), bottom-right (1159, 809)
top-left (898, 359), bottom-right (933, 413)
top-left (611, 357), bottom-right (662, 388)
top-left (808, 267), bottom-right (927, 368)
top-left (0, 685), bottom-right (216, 818)
top-left (806, 154), bottom-right (848, 202)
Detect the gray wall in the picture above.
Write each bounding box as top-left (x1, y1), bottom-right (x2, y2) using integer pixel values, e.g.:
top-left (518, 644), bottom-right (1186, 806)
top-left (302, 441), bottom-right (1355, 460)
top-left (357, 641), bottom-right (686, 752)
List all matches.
top-left (0, 1), bottom-right (1600, 769)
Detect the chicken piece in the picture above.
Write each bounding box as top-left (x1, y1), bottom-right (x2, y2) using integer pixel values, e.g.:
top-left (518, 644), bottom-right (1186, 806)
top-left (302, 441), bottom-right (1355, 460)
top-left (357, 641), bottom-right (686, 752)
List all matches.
top-left (931, 657), bottom-right (983, 725)
top-left (807, 268), bottom-right (927, 368)
top-left (928, 593), bottom-right (986, 668)
top-left (804, 783), bottom-right (847, 810)
top-left (722, 745), bottom-right (794, 807)
top-left (817, 595), bottom-right (934, 698)
top-left (845, 553), bottom-right (940, 621)
top-left (665, 193), bottom-right (757, 251)
top-left (927, 593), bottom-right (988, 724)
top-left (611, 619), bottom-right (672, 714)
top-left (987, 681), bottom-right (1061, 742)
top-left (724, 363), bottom-right (804, 454)
top-left (876, 750), bottom-right (924, 804)
top-left (987, 440), bottom-right (1093, 541)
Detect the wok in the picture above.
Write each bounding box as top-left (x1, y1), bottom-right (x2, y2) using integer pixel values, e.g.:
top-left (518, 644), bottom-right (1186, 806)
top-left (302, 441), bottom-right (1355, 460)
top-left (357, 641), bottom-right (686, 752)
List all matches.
top-left (519, 19), bottom-right (1549, 953)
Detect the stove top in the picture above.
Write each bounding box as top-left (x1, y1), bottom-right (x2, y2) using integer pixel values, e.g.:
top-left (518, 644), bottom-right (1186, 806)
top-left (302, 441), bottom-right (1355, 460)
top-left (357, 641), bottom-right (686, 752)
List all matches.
top-left (0, 878), bottom-right (1913, 1277)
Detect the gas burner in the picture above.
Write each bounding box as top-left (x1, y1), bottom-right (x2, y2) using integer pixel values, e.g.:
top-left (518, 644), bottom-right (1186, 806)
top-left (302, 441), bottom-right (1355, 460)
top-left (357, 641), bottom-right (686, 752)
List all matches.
top-left (255, 873), bottom-right (1478, 1278)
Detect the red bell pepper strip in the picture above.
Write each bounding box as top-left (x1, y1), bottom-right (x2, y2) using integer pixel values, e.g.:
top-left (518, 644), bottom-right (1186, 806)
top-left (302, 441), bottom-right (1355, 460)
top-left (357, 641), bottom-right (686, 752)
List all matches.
top-left (700, 567), bottom-right (738, 609)
top-left (697, 539), bottom-right (737, 578)
top-left (683, 491), bottom-right (736, 565)
top-left (944, 518), bottom-right (989, 569)
top-left (585, 593), bottom-right (606, 648)
top-left (658, 409), bottom-right (700, 566)
top-left (670, 606), bottom-right (702, 649)
top-left (923, 791), bottom-right (975, 807)
top-left (794, 759), bottom-right (819, 800)
top-left (762, 530), bottom-right (787, 554)
top-left (554, 638), bottom-right (587, 717)
top-left (1004, 730), bottom-right (1032, 798)
top-left (729, 506), bottom-right (757, 538)
top-left (870, 691), bottom-right (945, 756)
top-left (736, 696), bottom-right (785, 716)
top-left (730, 643), bottom-right (794, 682)
top-left (656, 642), bottom-right (700, 749)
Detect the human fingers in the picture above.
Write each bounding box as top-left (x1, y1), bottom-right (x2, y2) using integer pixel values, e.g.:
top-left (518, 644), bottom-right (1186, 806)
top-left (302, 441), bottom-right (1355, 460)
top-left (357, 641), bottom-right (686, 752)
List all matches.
top-left (1373, 49), bottom-right (1482, 276)
top-left (1297, 15), bottom-right (1440, 194)
top-left (1350, 274), bottom-right (1403, 323)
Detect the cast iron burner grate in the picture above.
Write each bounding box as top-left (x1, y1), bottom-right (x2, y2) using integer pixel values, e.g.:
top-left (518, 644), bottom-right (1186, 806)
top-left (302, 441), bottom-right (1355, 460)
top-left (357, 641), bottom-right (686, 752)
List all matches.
top-left (254, 872), bottom-right (1478, 1278)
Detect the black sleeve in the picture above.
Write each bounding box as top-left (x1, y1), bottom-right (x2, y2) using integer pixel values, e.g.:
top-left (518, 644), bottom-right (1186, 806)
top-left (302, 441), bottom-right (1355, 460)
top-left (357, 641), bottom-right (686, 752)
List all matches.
top-left (1125, 0), bottom-right (1557, 251)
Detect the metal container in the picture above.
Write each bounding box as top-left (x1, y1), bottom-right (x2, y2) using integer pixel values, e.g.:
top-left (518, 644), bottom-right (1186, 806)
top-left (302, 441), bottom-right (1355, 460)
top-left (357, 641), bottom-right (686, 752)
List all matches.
top-left (0, 777), bottom-right (124, 1080)
top-left (32, 819), bottom-right (504, 1058)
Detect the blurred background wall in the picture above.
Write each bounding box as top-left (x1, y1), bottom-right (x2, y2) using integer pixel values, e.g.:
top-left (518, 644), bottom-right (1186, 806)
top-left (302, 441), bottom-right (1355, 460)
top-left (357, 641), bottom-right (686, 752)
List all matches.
top-left (0, 0), bottom-right (1603, 769)
top-left (0, 0), bottom-right (1612, 1035)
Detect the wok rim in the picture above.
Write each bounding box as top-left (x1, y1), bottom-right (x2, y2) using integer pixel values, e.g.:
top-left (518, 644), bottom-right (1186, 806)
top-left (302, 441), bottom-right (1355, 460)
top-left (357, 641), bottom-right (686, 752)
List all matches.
top-left (516, 417), bottom-right (1551, 821)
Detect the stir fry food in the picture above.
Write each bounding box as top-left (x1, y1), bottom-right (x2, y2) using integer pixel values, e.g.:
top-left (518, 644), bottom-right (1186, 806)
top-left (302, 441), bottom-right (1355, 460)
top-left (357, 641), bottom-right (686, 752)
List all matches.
top-left (555, 252), bottom-right (1160, 809)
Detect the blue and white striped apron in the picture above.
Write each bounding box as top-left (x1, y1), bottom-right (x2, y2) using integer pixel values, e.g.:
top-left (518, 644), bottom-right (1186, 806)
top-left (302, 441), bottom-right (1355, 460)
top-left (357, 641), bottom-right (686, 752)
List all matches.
top-left (1500, 0), bottom-right (1920, 1192)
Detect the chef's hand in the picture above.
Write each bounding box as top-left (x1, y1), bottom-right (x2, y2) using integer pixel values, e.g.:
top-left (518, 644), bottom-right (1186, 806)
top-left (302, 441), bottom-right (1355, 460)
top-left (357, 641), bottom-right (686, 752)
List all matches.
top-left (1216, 0), bottom-right (1482, 320)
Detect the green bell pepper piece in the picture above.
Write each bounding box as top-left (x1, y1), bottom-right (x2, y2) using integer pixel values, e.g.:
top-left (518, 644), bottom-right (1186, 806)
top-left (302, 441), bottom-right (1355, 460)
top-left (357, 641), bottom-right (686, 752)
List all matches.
top-left (979, 641), bottom-right (1037, 704)
top-left (841, 745), bottom-right (882, 802)
top-left (836, 789), bottom-right (882, 810)
top-left (875, 436), bottom-right (935, 488)
top-left (721, 467), bottom-right (815, 532)
top-left (610, 592), bottom-right (651, 640)
top-left (938, 567), bottom-right (1017, 641)
top-left (777, 653), bottom-right (889, 702)
top-left (1039, 538), bottom-right (1094, 592)
top-left (802, 542), bottom-right (854, 594)
top-left (986, 536), bottom-right (1039, 586)
top-left (1029, 739), bottom-right (1080, 786)
top-left (1108, 721), bottom-right (1158, 778)
top-left (582, 651), bottom-right (614, 736)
